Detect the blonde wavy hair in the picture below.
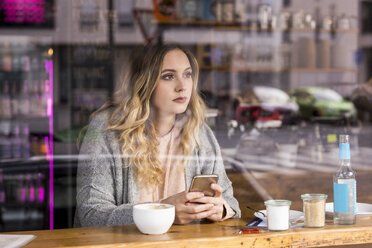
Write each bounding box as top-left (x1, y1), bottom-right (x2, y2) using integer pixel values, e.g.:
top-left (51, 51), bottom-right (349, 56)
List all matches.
top-left (92, 44), bottom-right (206, 187)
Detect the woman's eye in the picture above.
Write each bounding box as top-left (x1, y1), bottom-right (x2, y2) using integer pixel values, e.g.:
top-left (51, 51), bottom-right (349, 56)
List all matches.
top-left (162, 74), bottom-right (174, 80)
top-left (184, 71), bottom-right (192, 78)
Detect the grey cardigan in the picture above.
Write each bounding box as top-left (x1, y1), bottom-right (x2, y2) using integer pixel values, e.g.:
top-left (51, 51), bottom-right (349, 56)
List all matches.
top-left (74, 111), bottom-right (241, 227)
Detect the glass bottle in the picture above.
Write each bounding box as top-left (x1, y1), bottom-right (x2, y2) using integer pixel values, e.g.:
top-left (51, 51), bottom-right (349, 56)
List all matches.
top-left (30, 81), bottom-right (39, 116)
top-left (36, 172), bottom-right (44, 203)
top-left (1, 81), bottom-right (12, 118)
top-left (26, 173), bottom-right (35, 203)
top-left (40, 81), bottom-right (49, 117)
top-left (21, 123), bottom-right (31, 158)
top-left (0, 121), bottom-right (12, 159)
top-left (11, 123), bottom-right (22, 159)
top-left (18, 174), bottom-right (26, 203)
top-left (18, 80), bottom-right (30, 116)
top-left (10, 82), bottom-right (19, 117)
top-left (333, 134), bottom-right (356, 225)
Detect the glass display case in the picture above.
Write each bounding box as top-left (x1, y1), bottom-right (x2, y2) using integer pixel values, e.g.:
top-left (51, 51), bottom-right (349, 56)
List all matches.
top-left (0, 43), bottom-right (54, 231)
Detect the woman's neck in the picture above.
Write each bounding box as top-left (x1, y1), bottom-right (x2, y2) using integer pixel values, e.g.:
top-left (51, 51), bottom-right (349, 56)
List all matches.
top-left (152, 114), bottom-right (176, 137)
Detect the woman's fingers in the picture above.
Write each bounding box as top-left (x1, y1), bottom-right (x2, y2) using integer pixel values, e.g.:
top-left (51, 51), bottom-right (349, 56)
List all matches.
top-left (183, 203), bottom-right (214, 214)
top-left (175, 204), bottom-right (216, 224)
top-left (191, 196), bottom-right (221, 205)
top-left (187, 184), bottom-right (225, 222)
top-left (175, 208), bottom-right (216, 224)
top-left (210, 183), bottom-right (223, 198)
top-left (162, 189), bottom-right (225, 224)
top-left (163, 191), bottom-right (203, 205)
top-left (184, 191), bottom-right (205, 202)
top-left (188, 209), bottom-right (217, 220)
top-left (206, 212), bottom-right (223, 222)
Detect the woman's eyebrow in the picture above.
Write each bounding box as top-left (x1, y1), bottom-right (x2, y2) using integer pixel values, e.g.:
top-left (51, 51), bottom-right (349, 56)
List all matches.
top-left (161, 69), bottom-right (176, 73)
top-left (161, 67), bottom-right (191, 73)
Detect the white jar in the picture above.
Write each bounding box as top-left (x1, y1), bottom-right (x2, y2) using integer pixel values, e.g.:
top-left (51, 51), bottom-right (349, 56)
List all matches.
top-left (264, 200), bottom-right (291, 231)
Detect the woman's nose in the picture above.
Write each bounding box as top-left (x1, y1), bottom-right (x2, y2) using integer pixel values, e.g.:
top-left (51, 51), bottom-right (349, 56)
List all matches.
top-left (175, 78), bottom-right (186, 92)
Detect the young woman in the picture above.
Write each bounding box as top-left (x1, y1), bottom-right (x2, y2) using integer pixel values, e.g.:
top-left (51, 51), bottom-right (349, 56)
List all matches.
top-left (74, 44), bottom-right (241, 227)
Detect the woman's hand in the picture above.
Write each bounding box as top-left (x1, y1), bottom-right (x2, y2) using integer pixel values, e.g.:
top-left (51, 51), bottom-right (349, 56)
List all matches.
top-left (161, 191), bottom-right (217, 224)
top-left (191, 183), bottom-right (226, 222)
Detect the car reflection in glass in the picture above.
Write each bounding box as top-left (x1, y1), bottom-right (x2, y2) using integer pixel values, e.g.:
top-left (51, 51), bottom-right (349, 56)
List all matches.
top-left (234, 86), bottom-right (299, 129)
top-left (290, 87), bottom-right (357, 124)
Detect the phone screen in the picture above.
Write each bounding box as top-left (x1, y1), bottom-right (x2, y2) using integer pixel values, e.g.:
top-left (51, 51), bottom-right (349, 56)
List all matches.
top-left (189, 175), bottom-right (218, 197)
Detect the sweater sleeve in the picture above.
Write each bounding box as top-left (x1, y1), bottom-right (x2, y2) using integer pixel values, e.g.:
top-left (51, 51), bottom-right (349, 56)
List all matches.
top-left (75, 114), bottom-right (134, 227)
top-left (200, 125), bottom-right (241, 219)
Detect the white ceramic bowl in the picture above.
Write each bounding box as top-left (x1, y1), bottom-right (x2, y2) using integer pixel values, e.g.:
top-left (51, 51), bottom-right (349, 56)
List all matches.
top-left (133, 203), bottom-right (175, 235)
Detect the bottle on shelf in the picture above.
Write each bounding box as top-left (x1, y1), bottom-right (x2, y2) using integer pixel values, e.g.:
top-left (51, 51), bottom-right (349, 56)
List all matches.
top-left (221, 0), bottom-right (235, 22)
top-left (257, 0), bottom-right (273, 29)
top-left (234, 0), bottom-right (245, 24)
top-left (180, 0), bottom-right (199, 21)
top-left (2, 43), bottom-right (12, 72)
top-left (11, 123), bottom-right (22, 159)
top-left (26, 173), bottom-right (35, 203)
top-left (20, 123), bottom-right (31, 158)
top-left (18, 174), bottom-right (26, 203)
top-left (30, 80), bottom-right (41, 116)
top-left (21, 54), bottom-right (31, 72)
top-left (333, 134), bottom-right (356, 225)
top-left (248, 0), bottom-right (259, 28)
top-left (40, 80), bottom-right (50, 117)
top-left (0, 121), bottom-right (12, 160)
top-left (31, 136), bottom-right (41, 156)
top-left (36, 172), bottom-right (44, 203)
top-left (153, 0), bottom-right (176, 21)
top-left (18, 81), bottom-right (30, 116)
top-left (0, 81), bottom-right (12, 118)
top-left (30, 55), bottom-right (39, 72)
top-left (201, 0), bottom-right (217, 21)
top-left (243, 0), bottom-right (254, 27)
top-left (11, 44), bottom-right (21, 72)
top-left (10, 82), bottom-right (19, 117)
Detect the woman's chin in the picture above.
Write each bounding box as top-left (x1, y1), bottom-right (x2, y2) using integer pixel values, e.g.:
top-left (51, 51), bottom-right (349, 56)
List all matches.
top-left (175, 107), bottom-right (188, 115)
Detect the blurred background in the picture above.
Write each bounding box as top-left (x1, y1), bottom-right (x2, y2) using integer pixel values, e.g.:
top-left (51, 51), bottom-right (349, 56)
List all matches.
top-left (1, 0), bottom-right (372, 232)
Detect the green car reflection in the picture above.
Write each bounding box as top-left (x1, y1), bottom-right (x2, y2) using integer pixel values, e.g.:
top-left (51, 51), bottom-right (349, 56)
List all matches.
top-left (290, 87), bottom-right (357, 123)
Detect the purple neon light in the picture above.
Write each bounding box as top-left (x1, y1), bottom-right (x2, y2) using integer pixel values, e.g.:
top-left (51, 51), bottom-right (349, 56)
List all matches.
top-left (2, 0), bottom-right (46, 24)
top-left (47, 86), bottom-right (52, 116)
top-left (29, 186), bottom-right (35, 202)
top-left (39, 187), bottom-right (45, 203)
top-left (45, 58), bottom-right (54, 230)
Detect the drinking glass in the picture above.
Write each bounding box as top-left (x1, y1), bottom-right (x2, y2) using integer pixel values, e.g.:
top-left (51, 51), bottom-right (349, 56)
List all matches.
top-left (264, 200), bottom-right (291, 231)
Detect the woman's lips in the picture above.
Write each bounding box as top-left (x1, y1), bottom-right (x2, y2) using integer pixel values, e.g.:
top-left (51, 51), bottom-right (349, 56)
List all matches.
top-left (173, 97), bottom-right (187, 103)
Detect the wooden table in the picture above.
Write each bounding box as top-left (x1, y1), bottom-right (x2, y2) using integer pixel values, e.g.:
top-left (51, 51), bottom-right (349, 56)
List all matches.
top-left (5, 160), bottom-right (372, 247)
top-left (6, 216), bottom-right (372, 248)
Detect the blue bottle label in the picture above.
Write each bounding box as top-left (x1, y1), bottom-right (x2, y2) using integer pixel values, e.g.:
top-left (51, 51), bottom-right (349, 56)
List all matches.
top-left (339, 143), bottom-right (350, 159)
top-left (333, 183), bottom-right (348, 213)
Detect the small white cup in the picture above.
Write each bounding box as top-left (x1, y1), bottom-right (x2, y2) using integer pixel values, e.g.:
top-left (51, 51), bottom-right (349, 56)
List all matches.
top-left (133, 203), bottom-right (175, 235)
top-left (264, 200), bottom-right (291, 231)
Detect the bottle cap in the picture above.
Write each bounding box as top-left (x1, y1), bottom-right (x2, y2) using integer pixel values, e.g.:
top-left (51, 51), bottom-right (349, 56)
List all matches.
top-left (339, 134), bottom-right (349, 144)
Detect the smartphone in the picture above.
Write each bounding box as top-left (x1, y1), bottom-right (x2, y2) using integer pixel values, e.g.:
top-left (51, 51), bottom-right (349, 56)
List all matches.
top-left (189, 174), bottom-right (219, 197)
